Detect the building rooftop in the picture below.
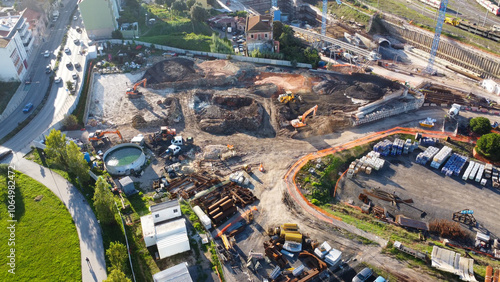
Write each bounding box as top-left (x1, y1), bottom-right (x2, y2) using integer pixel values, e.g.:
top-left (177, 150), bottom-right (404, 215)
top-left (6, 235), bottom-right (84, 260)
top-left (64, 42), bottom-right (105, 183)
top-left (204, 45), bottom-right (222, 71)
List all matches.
top-left (140, 214), bottom-right (155, 237)
top-left (0, 14), bottom-right (22, 39)
top-left (153, 262), bottom-right (193, 282)
top-left (150, 199), bottom-right (180, 213)
top-left (246, 15), bottom-right (272, 32)
top-left (0, 38), bottom-right (9, 47)
top-left (155, 218), bottom-right (186, 238)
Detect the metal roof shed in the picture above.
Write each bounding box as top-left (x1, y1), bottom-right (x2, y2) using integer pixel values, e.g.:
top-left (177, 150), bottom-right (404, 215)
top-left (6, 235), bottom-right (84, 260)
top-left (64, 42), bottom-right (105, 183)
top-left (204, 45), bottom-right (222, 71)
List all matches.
top-left (157, 232), bottom-right (190, 259)
top-left (153, 262), bottom-right (193, 282)
top-left (118, 176), bottom-right (138, 196)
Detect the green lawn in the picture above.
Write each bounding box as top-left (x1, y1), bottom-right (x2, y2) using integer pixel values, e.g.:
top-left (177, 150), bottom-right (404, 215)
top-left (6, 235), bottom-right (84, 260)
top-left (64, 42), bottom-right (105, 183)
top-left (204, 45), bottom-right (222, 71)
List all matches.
top-left (0, 166), bottom-right (81, 281)
top-left (141, 33), bottom-right (212, 52)
top-left (0, 81), bottom-right (20, 115)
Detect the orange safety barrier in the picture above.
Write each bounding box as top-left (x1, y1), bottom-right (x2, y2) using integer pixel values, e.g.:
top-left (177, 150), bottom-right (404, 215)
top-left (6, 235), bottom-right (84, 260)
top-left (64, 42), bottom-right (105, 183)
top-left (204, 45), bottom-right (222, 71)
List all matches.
top-left (284, 127), bottom-right (479, 227)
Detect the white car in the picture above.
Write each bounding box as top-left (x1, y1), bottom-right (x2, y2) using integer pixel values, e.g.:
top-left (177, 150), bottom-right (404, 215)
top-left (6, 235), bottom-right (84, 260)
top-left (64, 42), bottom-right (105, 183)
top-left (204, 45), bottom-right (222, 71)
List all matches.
top-left (64, 47), bottom-right (71, 54)
top-left (73, 16), bottom-right (77, 21)
top-left (44, 50), bottom-right (50, 57)
top-left (72, 72), bottom-right (78, 80)
top-left (166, 145), bottom-right (181, 155)
top-left (54, 77), bottom-right (62, 83)
top-left (171, 136), bottom-right (183, 146)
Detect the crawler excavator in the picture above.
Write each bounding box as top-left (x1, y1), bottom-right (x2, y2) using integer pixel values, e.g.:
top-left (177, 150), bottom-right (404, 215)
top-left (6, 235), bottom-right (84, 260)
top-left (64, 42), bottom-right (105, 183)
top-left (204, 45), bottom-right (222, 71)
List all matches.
top-left (291, 105), bottom-right (318, 128)
top-left (126, 78), bottom-right (147, 98)
top-left (88, 130), bottom-right (123, 146)
top-left (277, 91), bottom-right (301, 104)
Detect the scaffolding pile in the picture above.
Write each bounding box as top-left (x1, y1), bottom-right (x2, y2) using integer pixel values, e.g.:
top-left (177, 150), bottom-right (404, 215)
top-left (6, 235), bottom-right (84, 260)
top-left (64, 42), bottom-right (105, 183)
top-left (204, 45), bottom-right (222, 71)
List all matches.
top-left (347, 151), bottom-right (385, 178)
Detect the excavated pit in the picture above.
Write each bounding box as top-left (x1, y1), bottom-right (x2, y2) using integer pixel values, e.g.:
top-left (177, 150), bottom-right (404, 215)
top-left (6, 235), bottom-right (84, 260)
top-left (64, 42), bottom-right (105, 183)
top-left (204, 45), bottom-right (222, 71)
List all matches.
top-left (193, 92), bottom-right (266, 136)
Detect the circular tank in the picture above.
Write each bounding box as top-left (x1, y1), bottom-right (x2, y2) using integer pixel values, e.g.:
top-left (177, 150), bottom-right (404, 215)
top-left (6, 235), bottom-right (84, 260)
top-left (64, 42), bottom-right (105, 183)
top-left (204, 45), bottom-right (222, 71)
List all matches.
top-left (103, 143), bottom-right (146, 176)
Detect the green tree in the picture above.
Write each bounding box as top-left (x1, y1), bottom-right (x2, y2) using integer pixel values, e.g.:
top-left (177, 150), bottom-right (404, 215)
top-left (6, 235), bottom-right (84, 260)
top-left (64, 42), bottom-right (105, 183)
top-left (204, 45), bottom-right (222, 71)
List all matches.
top-left (477, 133), bottom-right (500, 161)
top-left (45, 129), bottom-right (68, 167)
top-left (66, 80), bottom-right (74, 91)
top-left (66, 141), bottom-right (90, 183)
top-left (190, 5), bottom-right (209, 22)
top-left (62, 114), bottom-right (79, 130)
top-left (303, 47), bottom-right (320, 68)
top-left (273, 21), bottom-right (284, 40)
top-left (104, 269), bottom-right (131, 282)
top-left (93, 177), bottom-right (115, 225)
top-left (106, 242), bottom-right (128, 272)
top-left (171, 0), bottom-right (187, 14)
top-left (470, 117), bottom-right (492, 135)
top-left (186, 0), bottom-right (196, 8)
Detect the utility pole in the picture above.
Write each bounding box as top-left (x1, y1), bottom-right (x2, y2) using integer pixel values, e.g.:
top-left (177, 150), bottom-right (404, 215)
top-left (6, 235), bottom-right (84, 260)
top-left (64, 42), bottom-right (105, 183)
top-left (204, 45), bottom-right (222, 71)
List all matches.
top-left (482, 8), bottom-right (488, 27)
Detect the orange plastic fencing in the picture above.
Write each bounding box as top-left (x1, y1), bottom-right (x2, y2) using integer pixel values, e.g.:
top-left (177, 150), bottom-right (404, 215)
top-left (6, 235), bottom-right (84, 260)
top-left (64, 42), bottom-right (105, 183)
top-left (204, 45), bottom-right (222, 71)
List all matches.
top-left (284, 127), bottom-right (479, 226)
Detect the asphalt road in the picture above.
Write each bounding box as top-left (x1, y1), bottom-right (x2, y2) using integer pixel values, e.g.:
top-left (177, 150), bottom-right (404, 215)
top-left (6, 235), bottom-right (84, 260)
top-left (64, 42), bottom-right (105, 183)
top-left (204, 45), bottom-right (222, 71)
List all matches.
top-left (0, 0), bottom-right (86, 151)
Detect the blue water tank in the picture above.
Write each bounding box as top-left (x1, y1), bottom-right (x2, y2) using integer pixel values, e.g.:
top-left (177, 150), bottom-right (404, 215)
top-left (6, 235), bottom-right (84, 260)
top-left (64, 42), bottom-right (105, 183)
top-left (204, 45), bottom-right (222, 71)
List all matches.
top-left (273, 10), bottom-right (281, 22)
top-left (84, 152), bottom-right (91, 163)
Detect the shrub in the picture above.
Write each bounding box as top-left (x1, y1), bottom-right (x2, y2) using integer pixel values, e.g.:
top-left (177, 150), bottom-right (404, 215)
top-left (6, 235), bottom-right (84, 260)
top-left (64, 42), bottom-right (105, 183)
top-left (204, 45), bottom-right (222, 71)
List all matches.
top-left (311, 199), bottom-right (320, 206)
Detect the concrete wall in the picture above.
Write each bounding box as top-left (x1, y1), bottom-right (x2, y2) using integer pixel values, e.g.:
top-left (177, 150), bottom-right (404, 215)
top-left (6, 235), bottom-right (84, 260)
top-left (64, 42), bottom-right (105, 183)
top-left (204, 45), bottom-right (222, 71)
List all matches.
top-left (79, 0), bottom-right (118, 39)
top-left (382, 20), bottom-right (500, 79)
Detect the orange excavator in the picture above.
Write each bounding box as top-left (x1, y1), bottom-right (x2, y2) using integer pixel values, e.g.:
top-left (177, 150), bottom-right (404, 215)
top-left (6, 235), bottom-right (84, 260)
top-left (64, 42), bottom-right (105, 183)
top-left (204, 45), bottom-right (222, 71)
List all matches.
top-left (126, 78), bottom-right (147, 98)
top-left (291, 105), bottom-right (318, 128)
top-left (88, 130), bottom-right (123, 144)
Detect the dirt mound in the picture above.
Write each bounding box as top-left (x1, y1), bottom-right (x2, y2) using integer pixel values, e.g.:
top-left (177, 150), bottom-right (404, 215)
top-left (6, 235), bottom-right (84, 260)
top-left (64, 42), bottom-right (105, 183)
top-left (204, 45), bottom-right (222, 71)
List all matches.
top-left (193, 92), bottom-right (265, 135)
top-left (345, 82), bottom-right (384, 101)
top-left (143, 58), bottom-right (199, 84)
top-left (254, 72), bottom-right (313, 92)
top-left (197, 60), bottom-right (239, 77)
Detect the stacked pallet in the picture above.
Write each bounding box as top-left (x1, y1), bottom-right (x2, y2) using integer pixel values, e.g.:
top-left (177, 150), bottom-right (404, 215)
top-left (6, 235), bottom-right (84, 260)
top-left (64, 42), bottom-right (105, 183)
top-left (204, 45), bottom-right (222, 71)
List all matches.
top-left (391, 138), bottom-right (404, 155)
top-left (415, 146), bottom-right (439, 165)
top-left (492, 167), bottom-right (500, 188)
top-left (420, 137), bottom-right (437, 146)
top-left (207, 196), bottom-right (238, 225)
top-left (441, 153), bottom-right (468, 177)
top-left (373, 139), bottom-right (392, 156)
top-left (430, 146), bottom-right (453, 169)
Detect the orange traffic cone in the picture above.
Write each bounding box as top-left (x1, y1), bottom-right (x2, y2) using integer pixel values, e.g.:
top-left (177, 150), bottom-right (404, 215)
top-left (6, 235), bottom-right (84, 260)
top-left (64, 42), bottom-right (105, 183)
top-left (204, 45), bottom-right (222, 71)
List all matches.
top-left (259, 163), bottom-right (264, 172)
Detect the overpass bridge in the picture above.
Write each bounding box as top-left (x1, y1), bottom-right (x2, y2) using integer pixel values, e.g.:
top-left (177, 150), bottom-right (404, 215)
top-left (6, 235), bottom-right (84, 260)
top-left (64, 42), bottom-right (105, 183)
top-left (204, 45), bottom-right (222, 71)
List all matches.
top-left (290, 26), bottom-right (376, 60)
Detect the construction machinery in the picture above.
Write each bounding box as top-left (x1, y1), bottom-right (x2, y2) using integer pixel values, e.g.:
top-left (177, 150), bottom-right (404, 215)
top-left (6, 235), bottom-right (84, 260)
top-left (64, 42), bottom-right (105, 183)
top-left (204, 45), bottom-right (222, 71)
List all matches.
top-left (444, 17), bottom-right (459, 26)
top-left (88, 130), bottom-right (123, 144)
top-left (152, 126), bottom-right (177, 142)
top-left (277, 91), bottom-right (301, 104)
top-left (448, 103), bottom-right (461, 117)
top-left (291, 105), bottom-right (318, 128)
top-left (126, 78), bottom-right (147, 98)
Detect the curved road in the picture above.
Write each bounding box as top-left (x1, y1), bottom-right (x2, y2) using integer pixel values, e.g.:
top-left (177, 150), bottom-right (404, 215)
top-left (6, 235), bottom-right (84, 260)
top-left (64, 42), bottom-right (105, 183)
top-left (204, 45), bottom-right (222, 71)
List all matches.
top-left (9, 154), bottom-right (107, 282)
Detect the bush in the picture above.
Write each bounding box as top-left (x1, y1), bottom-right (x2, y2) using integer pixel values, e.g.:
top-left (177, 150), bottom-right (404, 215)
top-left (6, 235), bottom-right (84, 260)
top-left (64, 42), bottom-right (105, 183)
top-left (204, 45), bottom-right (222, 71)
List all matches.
top-left (311, 199), bottom-right (320, 206)
top-left (477, 133), bottom-right (500, 161)
top-left (470, 117), bottom-right (491, 135)
top-left (62, 114), bottom-right (79, 130)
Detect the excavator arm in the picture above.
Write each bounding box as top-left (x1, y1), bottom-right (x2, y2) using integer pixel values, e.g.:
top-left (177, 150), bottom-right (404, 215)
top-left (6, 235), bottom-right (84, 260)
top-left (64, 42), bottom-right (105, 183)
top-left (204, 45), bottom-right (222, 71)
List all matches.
top-left (291, 105), bottom-right (318, 128)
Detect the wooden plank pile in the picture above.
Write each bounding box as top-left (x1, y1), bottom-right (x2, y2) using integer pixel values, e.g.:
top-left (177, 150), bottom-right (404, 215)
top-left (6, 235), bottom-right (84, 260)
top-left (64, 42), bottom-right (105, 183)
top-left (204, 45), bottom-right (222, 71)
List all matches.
top-left (166, 173), bottom-right (220, 199)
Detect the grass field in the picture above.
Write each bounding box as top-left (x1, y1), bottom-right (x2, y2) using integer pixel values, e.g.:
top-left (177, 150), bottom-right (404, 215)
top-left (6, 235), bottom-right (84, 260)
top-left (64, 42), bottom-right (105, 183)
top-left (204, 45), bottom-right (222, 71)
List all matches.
top-left (0, 81), bottom-right (20, 115)
top-left (0, 165), bottom-right (81, 281)
top-left (141, 33), bottom-right (213, 52)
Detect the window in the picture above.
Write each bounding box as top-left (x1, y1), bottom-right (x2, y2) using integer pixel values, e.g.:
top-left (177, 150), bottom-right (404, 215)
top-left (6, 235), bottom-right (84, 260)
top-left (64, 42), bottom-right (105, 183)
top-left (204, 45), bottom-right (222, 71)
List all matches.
top-left (265, 34), bottom-right (268, 38)
top-left (173, 209), bottom-right (178, 213)
top-left (258, 34), bottom-right (261, 40)
top-left (251, 34), bottom-right (254, 39)
top-left (155, 214), bottom-right (159, 218)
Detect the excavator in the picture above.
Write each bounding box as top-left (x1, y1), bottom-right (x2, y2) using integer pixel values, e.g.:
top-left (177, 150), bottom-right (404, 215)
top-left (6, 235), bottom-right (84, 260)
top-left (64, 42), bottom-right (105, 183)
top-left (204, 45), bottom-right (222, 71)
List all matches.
top-left (291, 105), bottom-right (318, 128)
top-left (126, 78), bottom-right (147, 98)
top-left (88, 130), bottom-right (123, 145)
top-left (277, 91), bottom-right (301, 104)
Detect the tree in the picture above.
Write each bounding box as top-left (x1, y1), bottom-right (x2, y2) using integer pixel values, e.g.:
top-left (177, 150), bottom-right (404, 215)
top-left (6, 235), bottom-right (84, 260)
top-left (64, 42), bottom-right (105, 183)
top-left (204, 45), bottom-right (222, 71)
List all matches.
top-left (62, 114), bottom-right (79, 130)
top-left (273, 21), bottom-right (284, 40)
top-left (303, 47), bottom-right (320, 68)
top-left (66, 81), bottom-right (74, 91)
top-left (93, 177), bottom-right (115, 225)
top-left (104, 269), bottom-right (131, 282)
top-left (45, 129), bottom-right (68, 167)
top-left (66, 141), bottom-right (90, 183)
top-left (186, 0), bottom-right (196, 9)
top-left (106, 242), bottom-right (128, 272)
top-left (171, 0), bottom-right (187, 14)
top-left (190, 5), bottom-right (209, 22)
top-left (477, 133), bottom-right (500, 161)
top-left (470, 117), bottom-right (492, 135)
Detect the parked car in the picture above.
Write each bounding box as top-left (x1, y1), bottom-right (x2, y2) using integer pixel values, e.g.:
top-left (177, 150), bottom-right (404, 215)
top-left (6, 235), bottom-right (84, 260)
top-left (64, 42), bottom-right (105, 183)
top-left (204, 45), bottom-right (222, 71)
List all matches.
top-left (23, 103), bottom-right (33, 113)
top-left (54, 77), bottom-right (62, 83)
top-left (74, 62), bottom-right (81, 69)
top-left (45, 65), bottom-right (51, 74)
top-left (72, 72), bottom-right (78, 80)
top-left (73, 39), bottom-right (79, 44)
top-left (44, 50), bottom-right (50, 57)
top-left (73, 15), bottom-right (77, 21)
top-left (374, 276), bottom-right (386, 282)
top-left (66, 62), bottom-right (73, 69)
top-left (64, 47), bottom-right (71, 54)
top-left (352, 267), bottom-right (373, 282)
top-left (76, 26), bottom-right (82, 33)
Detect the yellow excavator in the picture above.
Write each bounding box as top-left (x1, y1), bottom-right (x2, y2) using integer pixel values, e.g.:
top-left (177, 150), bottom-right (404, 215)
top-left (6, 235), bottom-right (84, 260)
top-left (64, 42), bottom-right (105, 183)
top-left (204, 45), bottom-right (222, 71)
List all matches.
top-left (291, 105), bottom-right (318, 128)
top-left (88, 130), bottom-right (123, 145)
top-left (126, 78), bottom-right (147, 98)
top-left (444, 17), bottom-right (460, 26)
top-left (277, 91), bottom-right (301, 103)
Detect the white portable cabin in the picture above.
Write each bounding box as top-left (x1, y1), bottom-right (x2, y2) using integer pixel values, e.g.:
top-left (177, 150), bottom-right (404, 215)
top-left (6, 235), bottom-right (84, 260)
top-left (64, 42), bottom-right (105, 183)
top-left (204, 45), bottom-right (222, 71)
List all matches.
top-left (140, 214), bottom-right (156, 247)
top-left (153, 262), bottom-right (193, 282)
top-left (150, 200), bottom-right (181, 224)
top-left (469, 162), bottom-right (480, 180)
top-left (462, 161), bottom-right (475, 181)
top-left (475, 164), bottom-right (485, 182)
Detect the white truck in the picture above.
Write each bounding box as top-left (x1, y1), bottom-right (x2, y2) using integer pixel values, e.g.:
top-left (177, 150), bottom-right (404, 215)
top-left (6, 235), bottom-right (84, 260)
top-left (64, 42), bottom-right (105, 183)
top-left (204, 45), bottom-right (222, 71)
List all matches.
top-left (448, 104), bottom-right (461, 117)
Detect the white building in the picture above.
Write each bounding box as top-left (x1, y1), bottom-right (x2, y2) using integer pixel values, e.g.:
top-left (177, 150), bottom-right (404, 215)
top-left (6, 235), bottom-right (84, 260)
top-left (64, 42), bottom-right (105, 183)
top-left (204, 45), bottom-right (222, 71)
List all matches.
top-left (150, 199), bottom-right (181, 224)
top-left (153, 262), bottom-right (193, 282)
top-left (78, 0), bottom-right (121, 39)
top-left (140, 200), bottom-right (190, 259)
top-left (0, 10), bottom-right (34, 81)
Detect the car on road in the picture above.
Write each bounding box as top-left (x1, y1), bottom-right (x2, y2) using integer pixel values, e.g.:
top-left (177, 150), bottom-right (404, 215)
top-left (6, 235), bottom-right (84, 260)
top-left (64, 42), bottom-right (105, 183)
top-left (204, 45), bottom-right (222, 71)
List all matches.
top-left (73, 39), bottom-right (79, 45)
top-left (0, 146), bottom-right (12, 160)
top-left (76, 26), bottom-right (82, 33)
top-left (73, 16), bottom-right (78, 21)
top-left (23, 103), bottom-right (33, 113)
top-left (45, 65), bottom-right (51, 74)
top-left (54, 77), bottom-right (62, 83)
top-left (66, 62), bottom-right (73, 69)
top-left (25, 76), bottom-right (32, 85)
top-left (352, 267), bottom-right (373, 282)
top-left (74, 62), bottom-right (81, 69)
top-left (72, 72), bottom-right (78, 80)
top-left (64, 47), bottom-right (71, 54)
top-left (237, 39), bottom-right (245, 44)
top-left (44, 50), bottom-right (50, 57)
